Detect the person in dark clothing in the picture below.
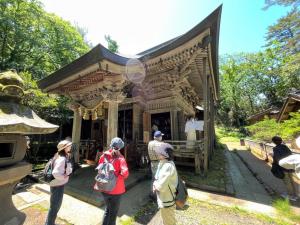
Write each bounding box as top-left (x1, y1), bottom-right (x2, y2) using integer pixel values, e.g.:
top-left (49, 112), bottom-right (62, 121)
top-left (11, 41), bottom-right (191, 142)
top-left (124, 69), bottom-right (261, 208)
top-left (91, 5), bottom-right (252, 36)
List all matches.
top-left (272, 136), bottom-right (292, 164)
top-left (271, 136), bottom-right (298, 201)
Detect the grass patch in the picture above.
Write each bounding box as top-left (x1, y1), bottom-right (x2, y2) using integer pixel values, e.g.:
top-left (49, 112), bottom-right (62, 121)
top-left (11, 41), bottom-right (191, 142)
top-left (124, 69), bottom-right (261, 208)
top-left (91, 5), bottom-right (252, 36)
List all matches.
top-left (31, 204), bottom-right (48, 212)
top-left (273, 198), bottom-right (300, 224)
top-left (120, 201), bottom-right (158, 225)
top-left (216, 126), bottom-right (245, 143)
top-left (31, 204), bottom-right (73, 225)
top-left (130, 197), bottom-right (292, 225)
top-left (189, 198), bottom-right (290, 225)
top-left (32, 162), bottom-right (46, 170)
top-left (119, 217), bottom-right (134, 225)
top-left (178, 145), bottom-right (226, 190)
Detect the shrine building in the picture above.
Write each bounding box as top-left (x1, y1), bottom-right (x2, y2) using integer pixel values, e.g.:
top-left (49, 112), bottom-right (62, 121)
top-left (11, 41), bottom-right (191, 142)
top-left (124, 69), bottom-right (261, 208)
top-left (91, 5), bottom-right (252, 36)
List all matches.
top-left (38, 6), bottom-right (222, 173)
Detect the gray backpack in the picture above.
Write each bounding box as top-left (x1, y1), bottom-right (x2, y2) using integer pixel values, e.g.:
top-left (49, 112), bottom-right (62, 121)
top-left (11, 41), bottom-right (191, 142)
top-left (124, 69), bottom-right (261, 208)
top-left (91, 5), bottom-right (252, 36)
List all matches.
top-left (94, 155), bottom-right (117, 192)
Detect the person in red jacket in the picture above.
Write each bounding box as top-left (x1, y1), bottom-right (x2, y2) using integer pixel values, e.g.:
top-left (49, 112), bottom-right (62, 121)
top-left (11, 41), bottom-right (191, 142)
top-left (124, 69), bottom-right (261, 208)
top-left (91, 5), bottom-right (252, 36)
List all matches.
top-left (96, 137), bottom-right (129, 225)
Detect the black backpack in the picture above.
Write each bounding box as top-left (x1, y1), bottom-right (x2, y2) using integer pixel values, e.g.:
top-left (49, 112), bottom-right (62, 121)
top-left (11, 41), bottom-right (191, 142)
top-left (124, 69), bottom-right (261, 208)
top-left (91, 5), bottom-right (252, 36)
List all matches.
top-left (169, 177), bottom-right (189, 209)
top-left (43, 155), bottom-right (67, 182)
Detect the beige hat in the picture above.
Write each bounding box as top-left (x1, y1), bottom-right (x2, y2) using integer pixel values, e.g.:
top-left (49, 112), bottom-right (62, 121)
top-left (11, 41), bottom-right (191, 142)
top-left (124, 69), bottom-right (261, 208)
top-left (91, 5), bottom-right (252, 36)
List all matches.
top-left (57, 140), bottom-right (72, 152)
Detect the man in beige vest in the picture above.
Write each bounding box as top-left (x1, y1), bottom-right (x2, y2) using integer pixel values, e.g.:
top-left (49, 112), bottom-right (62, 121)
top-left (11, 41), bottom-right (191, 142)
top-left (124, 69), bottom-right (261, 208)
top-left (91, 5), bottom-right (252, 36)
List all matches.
top-left (148, 131), bottom-right (164, 200)
top-left (148, 131), bottom-right (164, 176)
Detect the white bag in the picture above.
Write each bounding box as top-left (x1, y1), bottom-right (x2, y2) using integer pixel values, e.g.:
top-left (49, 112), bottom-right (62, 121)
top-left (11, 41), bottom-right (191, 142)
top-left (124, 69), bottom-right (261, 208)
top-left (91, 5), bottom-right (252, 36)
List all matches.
top-left (279, 154), bottom-right (300, 179)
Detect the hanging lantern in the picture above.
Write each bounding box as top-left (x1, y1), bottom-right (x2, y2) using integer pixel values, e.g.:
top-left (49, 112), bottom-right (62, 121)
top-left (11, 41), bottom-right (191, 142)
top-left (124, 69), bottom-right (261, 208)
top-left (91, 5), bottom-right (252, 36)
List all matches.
top-left (83, 109), bottom-right (90, 120)
top-left (78, 106), bottom-right (82, 116)
top-left (92, 110), bottom-right (97, 120)
top-left (96, 106), bottom-right (103, 118)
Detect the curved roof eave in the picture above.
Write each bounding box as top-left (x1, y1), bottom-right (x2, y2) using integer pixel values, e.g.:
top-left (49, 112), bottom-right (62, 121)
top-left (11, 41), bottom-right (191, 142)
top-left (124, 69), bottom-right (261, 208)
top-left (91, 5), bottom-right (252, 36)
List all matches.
top-left (38, 44), bottom-right (131, 90)
top-left (38, 5), bottom-right (222, 91)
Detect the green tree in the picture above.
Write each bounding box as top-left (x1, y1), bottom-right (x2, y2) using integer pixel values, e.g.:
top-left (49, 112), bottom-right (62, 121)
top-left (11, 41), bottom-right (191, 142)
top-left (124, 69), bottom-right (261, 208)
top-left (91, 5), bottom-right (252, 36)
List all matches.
top-left (0, 0), bottom-right (89, 132)
top-left (218, 47), bottom-right (299, 127)
top-left (218, 54), bottom-right (248, 127)
top-left (264, 0), bottom-right (299, 9)
top-left (0, 0), bottom-right (89, 79)
top-left (20, 71), bottom-right (72, 125)
top-left (264, 0), bottom-right (299, 54)
top-left (105, 35), bottom-right (119, 53)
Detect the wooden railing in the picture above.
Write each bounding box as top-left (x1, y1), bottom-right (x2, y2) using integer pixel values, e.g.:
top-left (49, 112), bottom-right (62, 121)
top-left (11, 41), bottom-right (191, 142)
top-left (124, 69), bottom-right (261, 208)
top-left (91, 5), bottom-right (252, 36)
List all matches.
top-left (245, 139), bottom-right (300, 162)
top-left (136, 139), bottom-right (204, 174)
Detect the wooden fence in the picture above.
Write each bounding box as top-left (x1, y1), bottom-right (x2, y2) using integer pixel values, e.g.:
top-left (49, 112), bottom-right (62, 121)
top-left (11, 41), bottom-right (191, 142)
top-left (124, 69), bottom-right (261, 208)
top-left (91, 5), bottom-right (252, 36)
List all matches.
top-left (137, 140), bottom-right (204, 174)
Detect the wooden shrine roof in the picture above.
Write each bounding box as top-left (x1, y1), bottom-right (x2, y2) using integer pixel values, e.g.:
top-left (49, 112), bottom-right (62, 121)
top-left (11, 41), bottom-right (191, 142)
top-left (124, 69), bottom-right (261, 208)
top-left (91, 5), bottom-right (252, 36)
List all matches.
top-left (38, 6), bottom-right (222, 93)
top-left (277, 91), bottom-right (300, 122)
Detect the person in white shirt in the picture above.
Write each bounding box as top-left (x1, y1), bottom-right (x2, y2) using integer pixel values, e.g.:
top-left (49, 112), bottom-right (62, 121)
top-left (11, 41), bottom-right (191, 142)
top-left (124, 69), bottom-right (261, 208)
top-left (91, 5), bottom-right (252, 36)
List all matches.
top-left (153, 143), bottom-right (178, 225)
top-left (45, 139), bottom-right (73, 225)
top-left (185, 115), bottom-right (196, 149)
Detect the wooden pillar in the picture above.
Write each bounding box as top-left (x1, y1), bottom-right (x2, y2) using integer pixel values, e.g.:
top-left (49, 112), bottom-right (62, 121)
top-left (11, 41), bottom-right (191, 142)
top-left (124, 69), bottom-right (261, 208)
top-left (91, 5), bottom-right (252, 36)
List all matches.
top-left (210, 90), bottom-right (215, 155)
top-left (177, 111), bottom-right (185, 140)
top-left (195, 146), bottom-right (201, 174)
top-left (133, 103), bottom-right (142, 142)
top-left (203, 57), bottom-right (209, 173)
top-left (72, 108), bottom-right (82, 163)
top-left (143, 112), bottom-right (150, 143)
top-left (170, 110), bottom-right (179, 140)
top-left (107, 101), bottom-right (119, 146)
top-left (207, 82), bottom-right (212, 162)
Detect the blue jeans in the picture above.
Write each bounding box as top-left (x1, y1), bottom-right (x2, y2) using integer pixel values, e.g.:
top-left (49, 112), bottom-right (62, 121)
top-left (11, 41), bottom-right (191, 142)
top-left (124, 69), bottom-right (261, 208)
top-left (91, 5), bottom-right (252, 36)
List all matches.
top-left (45, 185), bottom-right (65, 225)
top-left (101, 193), bottom-right (122, 225)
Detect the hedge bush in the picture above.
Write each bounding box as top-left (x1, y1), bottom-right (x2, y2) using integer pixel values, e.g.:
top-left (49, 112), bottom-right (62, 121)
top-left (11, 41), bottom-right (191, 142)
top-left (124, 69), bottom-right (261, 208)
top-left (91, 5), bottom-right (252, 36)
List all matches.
top-left (247, 112), bottom-right (300, 142)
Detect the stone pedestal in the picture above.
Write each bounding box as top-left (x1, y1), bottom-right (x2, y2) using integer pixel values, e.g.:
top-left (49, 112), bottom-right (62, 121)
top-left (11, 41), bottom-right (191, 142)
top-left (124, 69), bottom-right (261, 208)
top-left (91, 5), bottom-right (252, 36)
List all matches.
top-left (0, 162), bottom-right (32, 225)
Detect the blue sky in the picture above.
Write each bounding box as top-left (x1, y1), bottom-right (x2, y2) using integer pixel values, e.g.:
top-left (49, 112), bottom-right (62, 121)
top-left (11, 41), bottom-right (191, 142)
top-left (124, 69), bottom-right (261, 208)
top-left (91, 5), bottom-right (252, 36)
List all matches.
top-left (42, 0), bottom-right (290, 56)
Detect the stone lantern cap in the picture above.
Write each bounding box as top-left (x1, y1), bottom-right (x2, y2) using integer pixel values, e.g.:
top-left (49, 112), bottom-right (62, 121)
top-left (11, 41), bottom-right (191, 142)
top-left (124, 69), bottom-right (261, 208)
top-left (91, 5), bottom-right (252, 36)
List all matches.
top-left (0, 102), bottom-right (58, 134)
top-left (0, 70), bottom-right (58, 134)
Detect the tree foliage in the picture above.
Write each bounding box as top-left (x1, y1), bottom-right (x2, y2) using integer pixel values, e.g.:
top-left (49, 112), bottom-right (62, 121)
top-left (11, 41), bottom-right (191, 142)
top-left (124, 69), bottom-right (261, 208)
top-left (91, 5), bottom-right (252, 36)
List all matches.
top-left (266, 8), bottom-right (300, 54)
top-left (264, 0), bottom-right (300, 9)
top-left (218, 47), bottom-right (300, 127)
top-left (0, 0), bottom-right (90, 127)
top-left (0, 0), bottom-right (89, 80)
top-left (218, 1), bottom-right (299, 128)
top-left (20, 71), bottom-right (72, 125)
top-left (247, 113), bottom-right (300, 141)
top-left (105, 35), bottom-right (119, 53)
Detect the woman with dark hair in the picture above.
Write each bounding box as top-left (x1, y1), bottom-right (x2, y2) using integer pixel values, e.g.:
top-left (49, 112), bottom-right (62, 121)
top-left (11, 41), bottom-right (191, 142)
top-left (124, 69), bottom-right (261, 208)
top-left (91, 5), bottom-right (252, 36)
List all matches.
top-left (45, 139), bottom-right (73, 225)
top-left (153, 143), bottom-right (178, 225)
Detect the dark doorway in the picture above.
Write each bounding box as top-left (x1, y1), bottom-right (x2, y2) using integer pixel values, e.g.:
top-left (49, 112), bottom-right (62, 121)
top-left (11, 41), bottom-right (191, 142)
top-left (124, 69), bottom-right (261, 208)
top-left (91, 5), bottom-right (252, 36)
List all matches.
top-left (151, 112), bottom-right (171, 140)
top-left (81, 119), bottom-right (92, 140)
top-left (118, 109), bottom-right (133, 142)
top-left (195, 110), bottom-right (204, 120)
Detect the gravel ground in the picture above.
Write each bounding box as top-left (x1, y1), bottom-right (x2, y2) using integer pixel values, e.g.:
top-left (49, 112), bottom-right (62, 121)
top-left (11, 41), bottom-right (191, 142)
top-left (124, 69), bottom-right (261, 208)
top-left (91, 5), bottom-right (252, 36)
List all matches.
top-left (133, 198), bottom-right (284, 225)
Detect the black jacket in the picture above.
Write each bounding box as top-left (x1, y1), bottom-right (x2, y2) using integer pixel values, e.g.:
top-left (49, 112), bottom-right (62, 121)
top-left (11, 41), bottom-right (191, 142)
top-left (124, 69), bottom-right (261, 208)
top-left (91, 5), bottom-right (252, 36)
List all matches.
top-left (272, 144), bottom-right (292, 164)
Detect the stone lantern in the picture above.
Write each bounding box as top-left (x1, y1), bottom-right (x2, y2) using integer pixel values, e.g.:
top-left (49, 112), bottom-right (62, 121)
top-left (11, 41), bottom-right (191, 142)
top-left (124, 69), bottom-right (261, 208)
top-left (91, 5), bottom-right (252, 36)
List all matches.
top-left (0, 70), bottom-right (58, 225)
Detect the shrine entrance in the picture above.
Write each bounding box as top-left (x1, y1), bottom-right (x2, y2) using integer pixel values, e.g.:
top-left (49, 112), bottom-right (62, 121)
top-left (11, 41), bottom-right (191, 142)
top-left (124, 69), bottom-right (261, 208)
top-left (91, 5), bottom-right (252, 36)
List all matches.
top-left (151, 112), bottom-right (171, 140)
top-left (118, 109), bottom-right (133, 142)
